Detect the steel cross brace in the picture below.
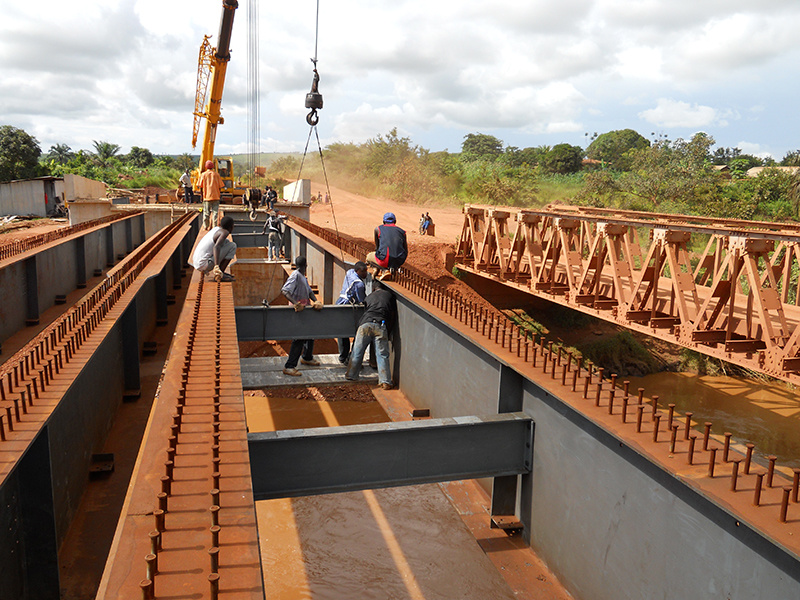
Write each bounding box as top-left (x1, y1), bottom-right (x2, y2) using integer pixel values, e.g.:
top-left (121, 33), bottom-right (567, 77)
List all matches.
top-left (248, 412), bottom-right (534, 500)
top-left (235, 304), bottom-right (366, 341)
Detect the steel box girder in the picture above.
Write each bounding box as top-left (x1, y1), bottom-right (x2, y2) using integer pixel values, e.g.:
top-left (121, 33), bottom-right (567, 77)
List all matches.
top-left (235, 304), bottom-right (366, 341)
top-left (248, 412), bottom-right (534, 500)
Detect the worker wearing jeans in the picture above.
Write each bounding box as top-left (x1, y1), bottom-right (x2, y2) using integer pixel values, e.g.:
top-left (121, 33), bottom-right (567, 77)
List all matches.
top-left (345, 283), bottom-right (395, 389)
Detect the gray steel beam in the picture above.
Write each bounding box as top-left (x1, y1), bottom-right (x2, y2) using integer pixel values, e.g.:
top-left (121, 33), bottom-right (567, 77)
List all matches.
top-left (235, 304), bottom-right (365, 341)
top-left (248, 412), bottom-right (534, 500)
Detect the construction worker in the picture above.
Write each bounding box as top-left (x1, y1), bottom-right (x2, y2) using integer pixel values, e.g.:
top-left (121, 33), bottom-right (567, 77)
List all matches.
top-left (179, 169), bottom-right (194, 203)
top-left (191, 215), bottom-right (236, 282)
top-left (198, 160), bottom-right (223, 230)
top-left (336, 261), bottom-right (369, 364)
top-left (281, 256), bottom-right (324, 376)
top-left (366, 212), bottom-right (407, 280)
top-left (345, 281), bottom-right (396, 389)
top-left (261, 210), bottom-right (285, 261)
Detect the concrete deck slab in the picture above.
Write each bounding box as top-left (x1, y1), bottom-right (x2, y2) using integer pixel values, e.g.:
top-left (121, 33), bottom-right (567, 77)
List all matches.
top-left (241, 353), bottom-right (379, 388)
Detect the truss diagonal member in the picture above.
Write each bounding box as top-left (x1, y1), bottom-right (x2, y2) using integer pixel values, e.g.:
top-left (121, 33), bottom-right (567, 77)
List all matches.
top-left (739, 237), bottom-right (787, 351)
top-left (661, 229), bottom-right (701, 327)
top-left (602, 223), bottom-right (635, 309)
top-left (624, 231), bottom-right (664, 321)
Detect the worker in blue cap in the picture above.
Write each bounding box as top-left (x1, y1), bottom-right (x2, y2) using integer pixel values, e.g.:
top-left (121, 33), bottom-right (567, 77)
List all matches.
top-left (367, 212), bottom-right (408, 280)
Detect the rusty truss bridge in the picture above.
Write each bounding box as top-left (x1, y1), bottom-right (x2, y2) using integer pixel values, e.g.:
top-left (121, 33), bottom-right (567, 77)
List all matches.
top-left (456, 204), bottom-right (800, 384)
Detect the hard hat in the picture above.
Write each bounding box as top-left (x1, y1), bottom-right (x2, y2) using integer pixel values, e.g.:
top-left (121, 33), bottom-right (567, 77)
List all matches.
top-left (205, 160), bottom-right (214, 170)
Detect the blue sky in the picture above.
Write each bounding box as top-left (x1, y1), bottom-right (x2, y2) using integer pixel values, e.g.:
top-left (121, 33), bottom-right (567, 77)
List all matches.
top-left (2, 0), bottom-right (800, 159)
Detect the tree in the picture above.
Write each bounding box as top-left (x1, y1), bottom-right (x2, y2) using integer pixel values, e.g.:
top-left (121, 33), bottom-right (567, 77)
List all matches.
top-left (586, 129), bottom-right (650, 170)
top-left (127, 146), bottom-right (155, 168)
top-left (92, 140), bottom-right (121, 166)
top-left (781, 150), bottom-right (800, 167)
top-left (0, 125), bottom-right (42, 182)
top-left (47, 143), bottom-right (73, 165)
top-left (176, 154), bottom-right (196, 171)
top-left (541, 144), bottom-right (583, 174)
top-left (461, 133), bottom-right (503, 162)
top-left (517, 146), bottom-right (550, 167)
top-left (577, 132), bottom-right (720, 211)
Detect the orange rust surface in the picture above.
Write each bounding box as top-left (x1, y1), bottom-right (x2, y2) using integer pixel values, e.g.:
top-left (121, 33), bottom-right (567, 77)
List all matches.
top-left (97, 271), bottom-right (262, 599)
top-left (0, 214), bottom-right (195, 487)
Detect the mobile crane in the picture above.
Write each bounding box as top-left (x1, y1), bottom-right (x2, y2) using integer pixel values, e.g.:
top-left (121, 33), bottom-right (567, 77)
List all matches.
top-left (190, 0), bottom-right (258, 206)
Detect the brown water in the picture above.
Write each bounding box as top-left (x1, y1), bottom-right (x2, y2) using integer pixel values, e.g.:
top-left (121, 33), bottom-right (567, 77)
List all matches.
top-left (244, 389), bottom-right (517, 600)
top-left (629, 372), bottom-right (800, 470)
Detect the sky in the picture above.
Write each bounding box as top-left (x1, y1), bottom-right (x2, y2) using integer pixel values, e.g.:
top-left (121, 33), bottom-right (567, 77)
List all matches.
top-left (2, 0), bottom-right (800, 160)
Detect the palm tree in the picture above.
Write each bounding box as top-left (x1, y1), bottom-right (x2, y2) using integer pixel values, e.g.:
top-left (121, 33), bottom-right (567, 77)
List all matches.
top-left (92, 140), bottom-right (121, 166)
top-left (48, 143), bottom-right (73, 165)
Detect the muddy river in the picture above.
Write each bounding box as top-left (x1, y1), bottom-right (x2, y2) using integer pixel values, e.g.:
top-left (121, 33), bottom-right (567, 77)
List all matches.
top-left (629, 371), bottom-right (800, 471)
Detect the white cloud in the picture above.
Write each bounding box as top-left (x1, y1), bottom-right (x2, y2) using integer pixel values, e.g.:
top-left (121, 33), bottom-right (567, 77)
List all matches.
top-left (639, 99), bottom-right (721, 128)
top-left (2, 0), bottom-right (800, 159)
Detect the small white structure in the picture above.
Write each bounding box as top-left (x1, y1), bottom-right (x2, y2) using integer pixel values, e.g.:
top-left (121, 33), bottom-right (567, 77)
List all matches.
top-left (0, 174), bottom-right (107, 217)
top-left (283, 179), bottom-right (311, 204)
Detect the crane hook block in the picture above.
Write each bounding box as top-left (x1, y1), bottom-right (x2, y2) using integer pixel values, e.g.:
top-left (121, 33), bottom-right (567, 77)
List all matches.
top-left (305, 68), bottom-right (323, 126)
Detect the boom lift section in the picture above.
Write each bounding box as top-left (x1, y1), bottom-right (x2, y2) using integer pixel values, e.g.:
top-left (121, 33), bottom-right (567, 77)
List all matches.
top-left (192, 0), bottom-right (241, 199)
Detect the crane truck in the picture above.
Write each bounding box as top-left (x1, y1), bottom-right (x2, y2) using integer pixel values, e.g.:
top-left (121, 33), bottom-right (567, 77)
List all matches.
top-left (189, 0), bottom-right (259, 207)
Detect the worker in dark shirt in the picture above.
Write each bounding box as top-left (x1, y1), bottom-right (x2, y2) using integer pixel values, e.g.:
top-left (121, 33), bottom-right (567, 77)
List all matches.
top-left (366, 212), bottom-right (407, 280)
top-left (345, 282), bottom-right (396, 389)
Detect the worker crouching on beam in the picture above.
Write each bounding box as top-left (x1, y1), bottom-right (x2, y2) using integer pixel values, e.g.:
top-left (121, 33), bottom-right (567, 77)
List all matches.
top-left (191, 216), bottom-right (237, 282)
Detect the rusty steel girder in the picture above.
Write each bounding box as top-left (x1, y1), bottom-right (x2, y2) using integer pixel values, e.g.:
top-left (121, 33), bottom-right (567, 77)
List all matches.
top-left (455, 204), bottom-right (800, 384)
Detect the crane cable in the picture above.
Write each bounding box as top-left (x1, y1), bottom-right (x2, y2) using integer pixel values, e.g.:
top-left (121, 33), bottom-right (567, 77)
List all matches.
top-left (294, 0), bottom-right (345, 265)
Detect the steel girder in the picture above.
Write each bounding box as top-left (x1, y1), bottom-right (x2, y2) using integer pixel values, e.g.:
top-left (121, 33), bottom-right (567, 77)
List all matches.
top-left (455, 204), bottom-right (800, 383)
top-left (248, 412), bottom-right (534, 500)
top-left (235, 304), bottom-right (366, 341)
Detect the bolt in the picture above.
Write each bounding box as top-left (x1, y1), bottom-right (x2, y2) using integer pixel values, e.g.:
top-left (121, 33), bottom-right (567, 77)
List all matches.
top-left (722, 432), bottom-right (732, 461)
top-left (684, 413), bottom-right (694, 440)
top-left (211, 524), bottom-right (221, 547)
top-left (622, 396), bottom-right (629, 424)
top-left (637, 388), bottom-right (644, 405)
top-left (608, 389), bottom-right (615, 414)
top-left (653, 414), bottom-right (661, 443)
top-left (145, 553), bottom-right (158, 579)
top-left (572, 369), bottom-right (579, 392)
top-left (209, 573), bottom-right (220, 600)
top-left (730, 459), bottom-right (741, 492)
top-left (595, 382), bottom-right (603, 407)
top-left (708, 448), bottom-right (717, 478)
top-left (149, 530), bottom-right (161, 553)
top-left (767, 456), bottom-right (778, 487)
top-left (582, 375), bottom-right (589, 399)
top-left (703, 422), bottom-right (712, 451)
top-left (667, 404), bottom-right (675, 431)
top-left (157, 492), bottom-right (168, 512)
top-left (793, 469), bottom-right (800, 503)
top-left (688, 435), bottom-right (697, 465)
top-left (209, 546), bottom-right (220, 573)
top-left (780, 487), bottom-right (791, 523)
top-left (744, 444), bottom-right (755, 475)
top-left (154, 509), bottom-right (165, 532)
top-left (210, 505), bottom-right (220, 527)
top-left (669, 425), bottom-right (678, 453)
top-left (651, 395), bottom-right (659, 421)
top-left (140, 579), bottom-right (154, 600)
top-left (161, 476), bottom-right (171, 495)
top-left (754, 473), bottom-right (764, 507)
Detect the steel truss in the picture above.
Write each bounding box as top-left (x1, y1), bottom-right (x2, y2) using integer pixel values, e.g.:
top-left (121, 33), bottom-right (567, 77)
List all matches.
top-left (456, 204), bottom-right (800, 383)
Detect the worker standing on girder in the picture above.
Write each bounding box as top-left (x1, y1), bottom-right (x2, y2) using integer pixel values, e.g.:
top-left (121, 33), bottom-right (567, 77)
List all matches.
top-left (198, 160), bottom-right (223, 230)
top-left (336, 261), bottom-right (369, 364)
top-left (366, 212), bottom-right (407, 281)
top-left (345, 281), bottom-right (396, 389)
top-left (281, 256), bottom-right (323, 376)
top-left (191, 215), bottom-right (237, 282)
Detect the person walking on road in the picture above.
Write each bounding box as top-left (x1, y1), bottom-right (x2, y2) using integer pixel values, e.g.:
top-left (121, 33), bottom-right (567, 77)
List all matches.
top-left (198, 160), bottom-right (223, 230)
top-left (281, 256), bottom-right (323, 376)
top-left (336, 261), bottom-right (368, 364)
top-left (345, 281), bottom-right (396, 389)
